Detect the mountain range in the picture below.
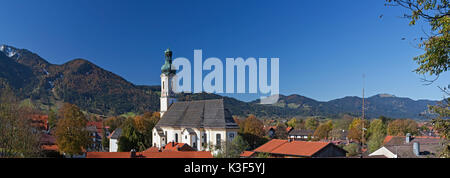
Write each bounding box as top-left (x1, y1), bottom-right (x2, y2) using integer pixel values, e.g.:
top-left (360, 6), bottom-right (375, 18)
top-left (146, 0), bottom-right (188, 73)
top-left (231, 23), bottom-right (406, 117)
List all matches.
top-left (0, 45), bottom-right (439, 119)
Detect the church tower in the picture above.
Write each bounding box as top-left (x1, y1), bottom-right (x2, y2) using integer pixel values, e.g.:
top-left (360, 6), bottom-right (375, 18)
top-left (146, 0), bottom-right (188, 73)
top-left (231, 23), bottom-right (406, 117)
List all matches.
top-left (160, 48), bottom-right (176, 117)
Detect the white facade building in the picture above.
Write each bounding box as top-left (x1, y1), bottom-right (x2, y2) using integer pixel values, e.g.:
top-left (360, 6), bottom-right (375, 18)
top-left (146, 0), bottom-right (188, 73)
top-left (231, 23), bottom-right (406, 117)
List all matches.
top-left (108, 128), bottom-right (122, 152)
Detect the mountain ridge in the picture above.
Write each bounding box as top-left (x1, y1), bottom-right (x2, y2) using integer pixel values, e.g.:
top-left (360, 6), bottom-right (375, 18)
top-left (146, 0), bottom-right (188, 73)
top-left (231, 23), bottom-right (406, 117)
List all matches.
top-left (0, 44), bottom-right (440, 119)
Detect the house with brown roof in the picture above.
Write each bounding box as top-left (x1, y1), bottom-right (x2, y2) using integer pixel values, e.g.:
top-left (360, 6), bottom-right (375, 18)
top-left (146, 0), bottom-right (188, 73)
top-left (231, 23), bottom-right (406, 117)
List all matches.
top-left (368, 133), bottom-right (445, 158)
top-left (242, 139), bottom-right (347, 158)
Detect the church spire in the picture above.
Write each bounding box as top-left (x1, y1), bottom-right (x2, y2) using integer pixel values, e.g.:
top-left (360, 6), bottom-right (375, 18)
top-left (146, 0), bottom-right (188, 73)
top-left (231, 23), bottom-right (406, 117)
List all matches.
top-left (160, 48), bottom-right (177, 117)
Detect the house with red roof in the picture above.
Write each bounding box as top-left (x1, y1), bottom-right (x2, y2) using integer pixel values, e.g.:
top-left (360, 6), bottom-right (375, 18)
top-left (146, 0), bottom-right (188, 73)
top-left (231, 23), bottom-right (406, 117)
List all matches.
top-left (31, 114), bottom-right (49, 132)
top-left (242, 139), bottom-right (347, 158)
top-left (86, 150), bottom-right (213, 158)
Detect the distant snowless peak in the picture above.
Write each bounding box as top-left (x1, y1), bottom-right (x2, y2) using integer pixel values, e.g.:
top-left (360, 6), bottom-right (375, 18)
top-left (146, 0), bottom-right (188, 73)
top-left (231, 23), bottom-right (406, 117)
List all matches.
top-left (378, 93), bottom-right (396, 98)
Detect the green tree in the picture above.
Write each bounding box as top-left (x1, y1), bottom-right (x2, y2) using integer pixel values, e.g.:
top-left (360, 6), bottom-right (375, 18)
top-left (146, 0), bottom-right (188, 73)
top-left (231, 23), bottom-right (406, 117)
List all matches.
top-left (386, 0), bottom-right (449, 157)
top-left (386, 0), bottom-right (449, 76)
top-left (305, 117), bottom-right (319, 131)
top-left (343, 143), bottom-right (360, 157)
top-left (367, 119), bottom-right (387, 153)
top-left (47, 109), bottom-right (58, 131)
top-left (117, 118), bottom-right (142, 152)
top-left (101, 128), bottom-right (109, 151)
top-left (216, 134), bottom-right (250, 158)
top-left (287, 118), bottom-right (304, 129)
top-left (55, 103), bottom-right (91, 156)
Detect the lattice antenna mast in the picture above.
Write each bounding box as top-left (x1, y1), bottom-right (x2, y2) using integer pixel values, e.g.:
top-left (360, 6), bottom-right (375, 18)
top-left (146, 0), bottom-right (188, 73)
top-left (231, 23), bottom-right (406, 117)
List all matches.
top-left (361, 74), bottom-right (366, 157)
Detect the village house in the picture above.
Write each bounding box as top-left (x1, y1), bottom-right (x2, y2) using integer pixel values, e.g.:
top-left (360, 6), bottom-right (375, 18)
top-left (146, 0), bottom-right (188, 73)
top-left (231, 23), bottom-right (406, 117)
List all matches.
top-left (368, 133), bottom-right (444, 158)
top-left (288, 129), bottom-right (315, 140)
top-left (266, 126), bottom-right (294, 138)
top-left (30, 114), bottom-right (49, 133)
top-left (152, 49), bottom-right (239, 153)
top-left (86, 121), bottom-right (108, 151)
top-left (109, 128), bottom-right (122, 152)
top-left (241, 139), bottom-right (347, 158)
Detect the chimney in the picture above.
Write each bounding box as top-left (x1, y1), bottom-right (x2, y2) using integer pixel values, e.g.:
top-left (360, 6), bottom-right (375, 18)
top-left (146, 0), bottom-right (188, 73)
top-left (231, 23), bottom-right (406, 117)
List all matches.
top-left (406, 133), bottom-right (411, 143)
top-left (130, 149), bottom-right (136, 158)
top-left (413, 142), bottom-right (420, 156)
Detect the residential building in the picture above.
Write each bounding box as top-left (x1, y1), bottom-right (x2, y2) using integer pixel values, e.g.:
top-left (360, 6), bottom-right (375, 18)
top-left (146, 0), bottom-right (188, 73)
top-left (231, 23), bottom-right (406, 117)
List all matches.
top-left (369, 133), bottom-right (444, 158)
top-left (242, 139), bottom-right (347, 158)
top-left (288, 129), bottom-right (315, 140)
top-left (109, 128), bottom-right (122, 152)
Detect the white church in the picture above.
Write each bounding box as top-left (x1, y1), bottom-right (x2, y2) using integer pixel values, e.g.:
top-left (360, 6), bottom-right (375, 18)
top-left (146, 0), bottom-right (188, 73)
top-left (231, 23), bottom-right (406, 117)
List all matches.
top-left (152, 49), bottom-right (239, 152)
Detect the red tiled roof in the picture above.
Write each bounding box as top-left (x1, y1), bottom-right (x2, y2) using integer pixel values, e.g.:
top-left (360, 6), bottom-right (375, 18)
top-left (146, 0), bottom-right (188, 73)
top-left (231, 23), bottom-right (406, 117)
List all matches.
top-left (86, 151), bottom-right (213, 158)
top-left (141, 151), bottom-right (212, 158)
top-left (254, 139), bottom-right (332, 157)
top-left (163, 142), bottom-right (195, 151)
top-left (240, 151), bottom-right (255, 157)
top-left (86, 152), bottom-right (132, 158)
top-left (31, 115), bottom-right (49, 130)
top-left (144, 147), bottom-right (160, 152)
top-left (383, 135), bottom-right (394, 145)
top-left (286, 127), bottom-right (293, 133)
top-left (254, 139), bottom-right (287, 153)
top-left (87, 121), bottom-right (104, 134)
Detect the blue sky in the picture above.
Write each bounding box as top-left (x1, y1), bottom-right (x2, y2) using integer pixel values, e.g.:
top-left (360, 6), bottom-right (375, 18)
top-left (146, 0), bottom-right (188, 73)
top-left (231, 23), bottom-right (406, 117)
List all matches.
top-left (0, 0), bottom-right (448, 102)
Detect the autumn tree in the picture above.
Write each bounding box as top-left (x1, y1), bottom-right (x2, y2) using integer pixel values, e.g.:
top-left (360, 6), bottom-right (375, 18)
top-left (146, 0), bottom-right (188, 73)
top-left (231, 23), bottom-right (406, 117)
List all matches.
top-left (274, 122), bottom-right (288, 139)
top-left (55, 103), bottom-right (91, 157)
top-left (0, 85), bottom-right (41, 157)
top-left (347, 118), bottom-right (370, 143)
top-left (239, 114), bottom-right (266, 149)
top-left (314, 120), bottom-right (334, 140)
top-left (387, 119), bottom-right (419, 136)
